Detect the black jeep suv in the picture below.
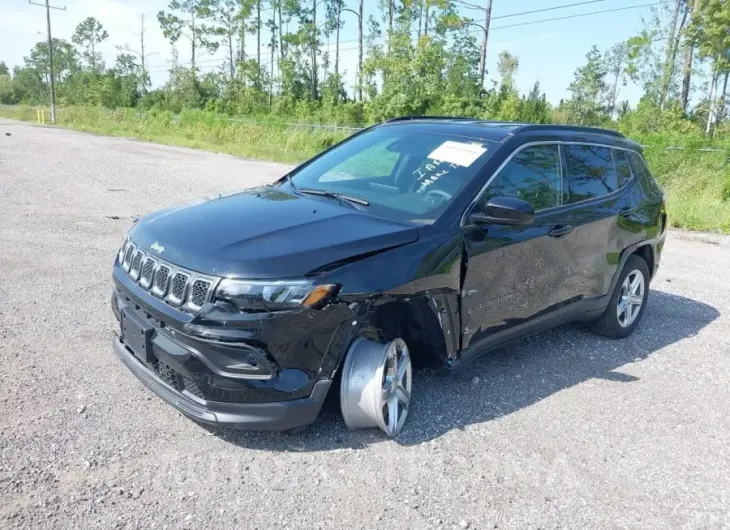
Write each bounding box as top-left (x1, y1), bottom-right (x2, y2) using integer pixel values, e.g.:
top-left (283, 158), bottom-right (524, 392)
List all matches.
top-left (111, 117), bottom-right (667, 437)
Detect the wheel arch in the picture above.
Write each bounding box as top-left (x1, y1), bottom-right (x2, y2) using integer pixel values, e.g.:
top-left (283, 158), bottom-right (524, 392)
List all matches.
top-left (605, 240), bottom-right (658, 300)
top-left (362, 295), bottom-right (457, 369)
top-left (632, 244), bottom-right (655, 279)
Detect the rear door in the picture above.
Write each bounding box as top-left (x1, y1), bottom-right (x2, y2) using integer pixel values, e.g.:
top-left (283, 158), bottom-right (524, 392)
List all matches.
top-left (460, 143), bottom-right (572, 354)
top-left (556, 144), bottom-right (631, 306)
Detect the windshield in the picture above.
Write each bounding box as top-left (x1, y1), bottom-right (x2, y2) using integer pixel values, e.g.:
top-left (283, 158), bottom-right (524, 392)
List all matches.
top-left (287, 126), bottom-right (497, 222)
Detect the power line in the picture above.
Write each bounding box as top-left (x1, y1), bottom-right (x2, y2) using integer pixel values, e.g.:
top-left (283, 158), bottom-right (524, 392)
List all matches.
top-left (452, 0), bottom-right (485, 10)
top-left (28, 0), bottom-right (66, 124)
top-left (283, 1), bottom-right (671, 49)
top-left (456, 0), bottom-right (608, 19)
top-left (490, 1), bottom-right (670, 31)
top-left (147, 0), bottom-right (632, 70)
top-left (146, 1), bottom-right (670, 76)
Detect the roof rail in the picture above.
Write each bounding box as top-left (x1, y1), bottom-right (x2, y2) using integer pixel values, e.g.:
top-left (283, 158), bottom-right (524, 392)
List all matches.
top-left (383, 117), bottom-right (626, 139)
top-left (385, 116), bottom-right (477, 123)
top-left (513, 124), bottom-right (625, 138)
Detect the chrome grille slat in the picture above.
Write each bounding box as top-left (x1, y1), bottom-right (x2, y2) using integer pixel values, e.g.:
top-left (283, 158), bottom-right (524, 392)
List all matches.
top-left (122, 244), bottom-right (136, 272)
top-left (118, 237), bottom-right (130, 263)
top-left (139, 257), bottom-right (157, 289)
top-left (189, 279), bottom-right (212, 310)
top-left (117, 239), bottom-right (217, 313)
top-left (129, 250), bottom-right (144, 280)
top-left (168, 272), bottom-right (190, 305)
top-left (152, 264), bottom-right (171, 297)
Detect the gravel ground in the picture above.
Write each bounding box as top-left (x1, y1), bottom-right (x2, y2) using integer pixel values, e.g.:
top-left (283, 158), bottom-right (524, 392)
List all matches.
top-left (1, 119), bottom-right (729, 529)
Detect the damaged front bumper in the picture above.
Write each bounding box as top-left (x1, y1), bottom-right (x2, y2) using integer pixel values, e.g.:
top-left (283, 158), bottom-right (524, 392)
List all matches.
top-left (111, 264), bottom-right (357, 430)
top-left (112, 338), bottom-right (332, 430)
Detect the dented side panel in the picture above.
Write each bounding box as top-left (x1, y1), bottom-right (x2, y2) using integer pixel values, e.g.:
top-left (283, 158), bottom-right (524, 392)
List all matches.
top-left (427, 292), bottom-right (460, 361)
top-left (323, 229), bottom-right (463, 366)
top-left (460, 210), bottom-right (574, 353)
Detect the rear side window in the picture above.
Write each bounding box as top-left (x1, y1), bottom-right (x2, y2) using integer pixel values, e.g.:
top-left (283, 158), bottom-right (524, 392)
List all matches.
top-left (482, 144), bottom-right (562, 210)
top-left (613, 150), bottom-right (632, 187)
top-left (626, 151), bottom-right (662, 196)
top-left (563, 145), bottom-right (618, 204)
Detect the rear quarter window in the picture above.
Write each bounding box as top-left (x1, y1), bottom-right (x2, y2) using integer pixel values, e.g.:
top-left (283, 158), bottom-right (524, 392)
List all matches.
top-left (626, 151), bottom-right (663, 196)
top-left (613, 150), bottom-right (633, 188)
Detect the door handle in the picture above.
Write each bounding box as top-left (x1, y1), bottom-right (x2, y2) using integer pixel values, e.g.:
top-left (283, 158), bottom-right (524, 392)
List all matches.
top-left (548, 224), bottom-right (573, 238)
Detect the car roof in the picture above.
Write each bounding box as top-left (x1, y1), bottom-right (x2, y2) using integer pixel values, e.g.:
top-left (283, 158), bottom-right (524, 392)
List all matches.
top-left (378, 116), bottom-right (642, 151)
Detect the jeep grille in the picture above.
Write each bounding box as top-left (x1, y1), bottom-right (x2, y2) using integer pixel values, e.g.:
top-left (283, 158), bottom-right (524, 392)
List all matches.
top-left (117, 240), bottom-right (218, 313)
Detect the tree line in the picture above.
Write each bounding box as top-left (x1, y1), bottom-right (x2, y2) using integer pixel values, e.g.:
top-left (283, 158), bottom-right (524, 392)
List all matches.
top-left (0, 0), bottom-right (728, 136)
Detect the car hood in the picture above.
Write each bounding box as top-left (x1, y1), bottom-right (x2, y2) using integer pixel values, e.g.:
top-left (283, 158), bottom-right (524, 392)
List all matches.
top-left (129, 187), bottom-right (419, 279)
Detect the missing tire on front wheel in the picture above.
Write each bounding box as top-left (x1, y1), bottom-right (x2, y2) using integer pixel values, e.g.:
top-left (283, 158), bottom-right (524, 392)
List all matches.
top-left (339, 337), bottom-right (412, 437)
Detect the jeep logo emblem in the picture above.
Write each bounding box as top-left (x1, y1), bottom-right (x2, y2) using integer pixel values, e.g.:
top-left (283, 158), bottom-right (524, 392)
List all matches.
top-left (150, 242), bottom-right (165, 254)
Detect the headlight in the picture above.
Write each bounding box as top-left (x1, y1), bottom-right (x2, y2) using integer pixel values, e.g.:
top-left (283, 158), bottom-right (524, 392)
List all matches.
top-left (214, 279), bottom-right (338, 310)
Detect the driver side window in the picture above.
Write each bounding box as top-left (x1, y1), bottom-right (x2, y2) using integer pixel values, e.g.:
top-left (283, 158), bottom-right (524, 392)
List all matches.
top-left (480, 144), bottom-right (562, 211)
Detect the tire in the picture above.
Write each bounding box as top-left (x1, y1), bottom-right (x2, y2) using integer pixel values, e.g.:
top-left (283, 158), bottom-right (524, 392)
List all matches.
top-left (591, 254), bottom-right (650, 339)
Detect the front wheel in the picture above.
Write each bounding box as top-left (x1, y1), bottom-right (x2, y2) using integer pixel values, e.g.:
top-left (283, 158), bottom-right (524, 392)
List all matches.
top-left (340, 338), bottom-right (412, 437)
top-left (591, 254), bottom-right (650, 339)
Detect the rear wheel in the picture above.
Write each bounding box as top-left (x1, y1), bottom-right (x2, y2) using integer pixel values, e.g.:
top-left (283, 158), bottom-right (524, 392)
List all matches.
top-left (591, 254), bottom-right (650, 339)
top-left (340, 338), bottom-right (412, 437)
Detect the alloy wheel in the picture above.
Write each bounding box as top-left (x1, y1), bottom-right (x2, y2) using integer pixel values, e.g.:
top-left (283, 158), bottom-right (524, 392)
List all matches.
top-left (617, 270), bottom-right (645, 327)
top-left (340, 338), bottom-right (412, 437)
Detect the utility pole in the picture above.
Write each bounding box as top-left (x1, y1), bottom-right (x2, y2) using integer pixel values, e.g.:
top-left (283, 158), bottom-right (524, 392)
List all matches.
top-left (478, 0), bottom-right (493, 89)
top-left (342, 2), bottom-right (363, 102)
top-left (311, 0), bottom-right (318, 100)
top-left (463, 0), bottom-right (492, 90)
top-left (29, 0), bottom-right (66, 124)
top-left (122, 14), bottom-right (157, 95)
top-left (257, 0), bottom-right (261, 68)
top-left (358, 0), bottom-right (363, 102)
top-left (335, 2), bottom-right (341, 76)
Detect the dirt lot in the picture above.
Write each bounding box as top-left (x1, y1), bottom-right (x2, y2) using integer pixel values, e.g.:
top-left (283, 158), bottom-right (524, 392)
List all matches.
top-left (1, 119), bottom-right (729, 529)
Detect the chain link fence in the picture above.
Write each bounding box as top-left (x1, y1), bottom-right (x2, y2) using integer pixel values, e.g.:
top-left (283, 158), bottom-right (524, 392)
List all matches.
top-left (2, 104), bottom-right (728, 155)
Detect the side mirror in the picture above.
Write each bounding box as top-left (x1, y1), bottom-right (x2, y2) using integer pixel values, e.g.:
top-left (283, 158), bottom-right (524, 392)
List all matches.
top-left (468, 196), bottom-right (535, 226)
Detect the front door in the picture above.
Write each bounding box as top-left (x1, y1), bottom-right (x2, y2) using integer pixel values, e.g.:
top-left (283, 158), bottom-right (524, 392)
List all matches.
top-left (460, 143), bottom-right (572, 356)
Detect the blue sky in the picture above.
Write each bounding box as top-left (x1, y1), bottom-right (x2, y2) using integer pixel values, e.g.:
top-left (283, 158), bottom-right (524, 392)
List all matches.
top-left (1, 0), bottom-right (659, 105)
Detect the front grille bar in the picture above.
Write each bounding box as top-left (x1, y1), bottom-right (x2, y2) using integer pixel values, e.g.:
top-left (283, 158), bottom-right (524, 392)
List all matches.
top-left (129, 250), bottom-right (144, 280)
top-left (117, 242), bottom-right (218, 313)
top-left (139, 257), bottom-right (157, 289)
top-left (168, 272), bottom-right (190, 306)
top-left (122, 244), bottom-right (136, 272)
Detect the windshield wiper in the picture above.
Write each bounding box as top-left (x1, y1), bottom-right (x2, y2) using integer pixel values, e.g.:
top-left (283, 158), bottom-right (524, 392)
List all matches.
top-left (298, 188), bottom-right (370, 208)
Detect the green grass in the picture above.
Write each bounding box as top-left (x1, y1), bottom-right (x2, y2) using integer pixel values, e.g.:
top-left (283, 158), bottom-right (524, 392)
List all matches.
top-left (2, 105), bottom-right (729, 233)
top-left (635, 132), bottom-right (730, 233)
top-left (0, 105), bottom-right (348, 164)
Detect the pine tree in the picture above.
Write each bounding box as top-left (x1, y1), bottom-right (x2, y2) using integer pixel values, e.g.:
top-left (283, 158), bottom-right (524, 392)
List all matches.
top-left (72, 17), bottom-right (109, 72)
top-left (567, 45), bottom-right (608, 125)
